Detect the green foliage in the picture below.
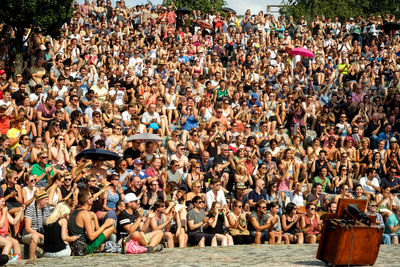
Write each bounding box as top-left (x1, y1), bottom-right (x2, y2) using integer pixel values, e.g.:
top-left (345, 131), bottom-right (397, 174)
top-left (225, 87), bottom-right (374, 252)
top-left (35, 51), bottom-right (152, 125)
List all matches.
top-left (280, 0), bottom-right (400, 21)
top-left (0, 0), bottom-right (74, 38)
top-left (162, 0), bottom-right (226, 14)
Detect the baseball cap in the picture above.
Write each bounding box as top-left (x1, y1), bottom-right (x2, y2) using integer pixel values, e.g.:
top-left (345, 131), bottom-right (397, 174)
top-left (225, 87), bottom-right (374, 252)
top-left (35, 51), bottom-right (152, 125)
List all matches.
top-left (252, 93), bottom-right (258, 99)
top-left (124, 193), bottom-right (140, 203)
top-left (0, 70), bottom-right (5, 75)
top-left (390, 137), bottom-right (397, 143)
top-left (134, 159), bottom-right (143, 165)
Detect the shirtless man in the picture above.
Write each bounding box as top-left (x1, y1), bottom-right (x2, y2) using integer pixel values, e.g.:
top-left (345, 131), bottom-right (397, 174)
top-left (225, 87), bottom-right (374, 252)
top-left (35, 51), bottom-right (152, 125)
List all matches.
top-left (323, 135), bottom-right (339, 165)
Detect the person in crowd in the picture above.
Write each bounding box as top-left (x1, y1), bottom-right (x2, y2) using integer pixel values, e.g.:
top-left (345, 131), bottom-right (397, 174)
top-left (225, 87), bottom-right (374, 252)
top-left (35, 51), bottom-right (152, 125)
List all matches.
top-left (366, 201), bottom-right (390, 245)
top-left (300, 203), bottom-right (322, 244)
top-left (0, 197), bottom-right (24, 263)
top-left (282, 202), bottom-right (304, 244)
top-left (187, 196), bottom-right (217, 247)
top-left (205, 178), bottom-right (228, 211)
top-left (117, 193), bottom-right (163, 251)
top-left (249, 199), bottom-right (275, 244)
top-left (22, 190), bottom-right (51, 259)
top-left (204, 201), bottom-right (234, 246)
top-left (227, 199), bottom-right (252, 245)
top-left (68, 188), bottom-right (115, 255)
top-left (43, 202), bottom-right (80, 257)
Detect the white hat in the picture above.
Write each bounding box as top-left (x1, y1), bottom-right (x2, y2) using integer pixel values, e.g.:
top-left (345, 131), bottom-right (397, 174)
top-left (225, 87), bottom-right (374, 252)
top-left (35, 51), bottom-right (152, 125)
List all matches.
top-left (124, 193), bottom-right (140, 203)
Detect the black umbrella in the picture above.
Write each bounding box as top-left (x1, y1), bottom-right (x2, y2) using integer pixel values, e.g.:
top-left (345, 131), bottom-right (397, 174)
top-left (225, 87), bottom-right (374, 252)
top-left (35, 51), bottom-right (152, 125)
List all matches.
top-left (382, 22), bottom-right (400, 33)
top-left (176, 7), bottom-right (191, 15)
top-left (76, 149), bottom-right (120, 161)
top-left (221, 7), bottom-right (236, 14)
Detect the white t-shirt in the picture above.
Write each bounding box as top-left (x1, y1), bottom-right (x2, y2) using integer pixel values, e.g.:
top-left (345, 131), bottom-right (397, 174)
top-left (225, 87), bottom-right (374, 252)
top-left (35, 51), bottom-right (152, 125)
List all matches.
top-left (359, 177), bottom-right (380, 194)
top-left (141, 111), bottom-right (160, 124)
top-left (206, 189), bottom-right (227, 211)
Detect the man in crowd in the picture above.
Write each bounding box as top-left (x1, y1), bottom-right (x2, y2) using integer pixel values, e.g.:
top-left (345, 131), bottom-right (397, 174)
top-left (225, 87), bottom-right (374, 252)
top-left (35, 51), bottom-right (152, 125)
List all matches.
top-left (22, 190), bottom-right (51, 259)
top-left (117, 193), bottom-right (163, 251)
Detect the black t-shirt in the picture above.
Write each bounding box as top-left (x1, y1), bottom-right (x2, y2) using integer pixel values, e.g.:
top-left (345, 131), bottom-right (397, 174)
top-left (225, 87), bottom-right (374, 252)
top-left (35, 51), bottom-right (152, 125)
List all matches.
top-left (214, 154), bottom-right (232, 173)
top-left (204, 213), bottom-right (225, 235)
top-left (381, 177), bottom-right (400, 193)
top-left (123, 147), bottom-right (141, 163)
top-left (11, 91), bottom-right (28, 106)
top-left (143, 191), bottom-right (164, 210)
top-left (365, 121), bottom-right (380, 137)
top-left (89, 186), bottom-right (100, 213)
top-left (117, 209), bottom-right (139, 240)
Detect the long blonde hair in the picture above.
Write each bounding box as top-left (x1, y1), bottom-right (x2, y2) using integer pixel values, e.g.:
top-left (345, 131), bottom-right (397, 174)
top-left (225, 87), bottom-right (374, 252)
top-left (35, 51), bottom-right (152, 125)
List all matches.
top-left (45, 202), bottom-right (71, 225)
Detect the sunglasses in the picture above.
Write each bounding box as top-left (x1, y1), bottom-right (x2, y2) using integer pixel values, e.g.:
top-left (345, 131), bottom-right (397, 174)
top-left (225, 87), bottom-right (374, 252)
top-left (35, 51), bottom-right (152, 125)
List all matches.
top-left (309, 208), bottom-right (316, 211)
top-left (29, 179), bottom-right (36, 183)
top-left (65, 178), bottom-right (72, 181)
top-left (41, 156), bottom-right (48, 159)
top-left (197, 201), bottom-right (205, 204)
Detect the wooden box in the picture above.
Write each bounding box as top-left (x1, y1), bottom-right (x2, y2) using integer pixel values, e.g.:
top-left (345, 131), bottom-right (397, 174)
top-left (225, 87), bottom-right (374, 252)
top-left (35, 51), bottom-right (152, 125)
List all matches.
top-left (317, 199), bottom-right (383, 266)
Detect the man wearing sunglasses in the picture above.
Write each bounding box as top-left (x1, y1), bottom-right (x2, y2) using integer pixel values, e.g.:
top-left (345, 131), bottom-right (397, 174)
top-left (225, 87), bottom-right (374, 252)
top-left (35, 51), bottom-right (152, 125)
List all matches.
top-left (249, 199), bottom-right (275, 244)
top-left (187, 196), bottom-right (217, 247)
top-left (30, 151), bottom-right (54, 188)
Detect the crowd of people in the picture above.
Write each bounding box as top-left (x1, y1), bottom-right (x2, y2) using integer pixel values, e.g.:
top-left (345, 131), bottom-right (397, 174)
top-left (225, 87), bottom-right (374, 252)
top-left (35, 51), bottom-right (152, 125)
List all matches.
top-left (0, 0), bottom-right (399, 262)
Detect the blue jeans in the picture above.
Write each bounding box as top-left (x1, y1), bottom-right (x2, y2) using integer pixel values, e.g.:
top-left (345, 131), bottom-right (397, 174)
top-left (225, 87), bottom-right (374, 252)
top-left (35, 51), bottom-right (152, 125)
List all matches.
top-left (250, 230), bottom-right (268, 242)
top-left (382, 233), bottom-right (391, 244)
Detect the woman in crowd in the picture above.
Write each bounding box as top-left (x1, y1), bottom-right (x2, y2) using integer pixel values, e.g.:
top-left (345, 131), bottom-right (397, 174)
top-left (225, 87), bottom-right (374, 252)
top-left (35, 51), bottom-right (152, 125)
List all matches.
top-left (227, 199), bottom-right (252, 245)
top-left (205, 201), bottom-right (234, 246)
top-left (300, 203), bottom-right (322, 244)
top-left (0, 197), bottom-right (24, 263)
top-left (43, 202), bottom-right (80, 257)
top-left (47, 174), bottom-right (64, 208)
top-left (282, 202), bottom-right (304, 244)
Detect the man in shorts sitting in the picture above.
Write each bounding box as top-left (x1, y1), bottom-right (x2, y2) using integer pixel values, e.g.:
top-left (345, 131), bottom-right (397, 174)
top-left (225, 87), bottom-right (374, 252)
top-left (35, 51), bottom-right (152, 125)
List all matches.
top-left (249, 199), bottom-right (276, 244)
top-left (68, 188), bottom-right (115, 255)
top-left (187, 196), bottom-right (217, 247)
top-left (117, 193), bottom-right (163, 252)
top-left (22, 190), bottom-right (51, 259)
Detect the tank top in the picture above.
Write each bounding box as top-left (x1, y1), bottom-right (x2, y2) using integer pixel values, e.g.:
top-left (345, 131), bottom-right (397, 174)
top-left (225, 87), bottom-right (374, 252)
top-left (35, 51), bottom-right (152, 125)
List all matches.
top-left (304, 215), bottom-right (319, 234)
top-left (44, 218), bottom-right (67, 253)
top-left (68, 209), bottom-right (87, 243)
top-left (106, 189), bottom-right (120, 209)
top-left (284, 215), bottom-right (298, 234)
top-left (23, 186), bottom-right (37, 208)
top-left (4, 185), bottom-right (18, 205)
top-left (156, 214), bottom-right (165, 232)
top-left (18, 145), bottom-right (31, 162)
top-left (0, 211), bottom-right (9, 237)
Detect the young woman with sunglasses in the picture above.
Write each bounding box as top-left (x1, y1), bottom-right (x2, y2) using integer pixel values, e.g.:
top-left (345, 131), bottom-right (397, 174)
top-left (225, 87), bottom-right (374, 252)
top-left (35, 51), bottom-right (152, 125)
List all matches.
top-left (48, 134), bottom-right (70, 170)
top-left (22, 175), bottom-right (38, 208)
top-left (300, 203), bottom-right (322, 244)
